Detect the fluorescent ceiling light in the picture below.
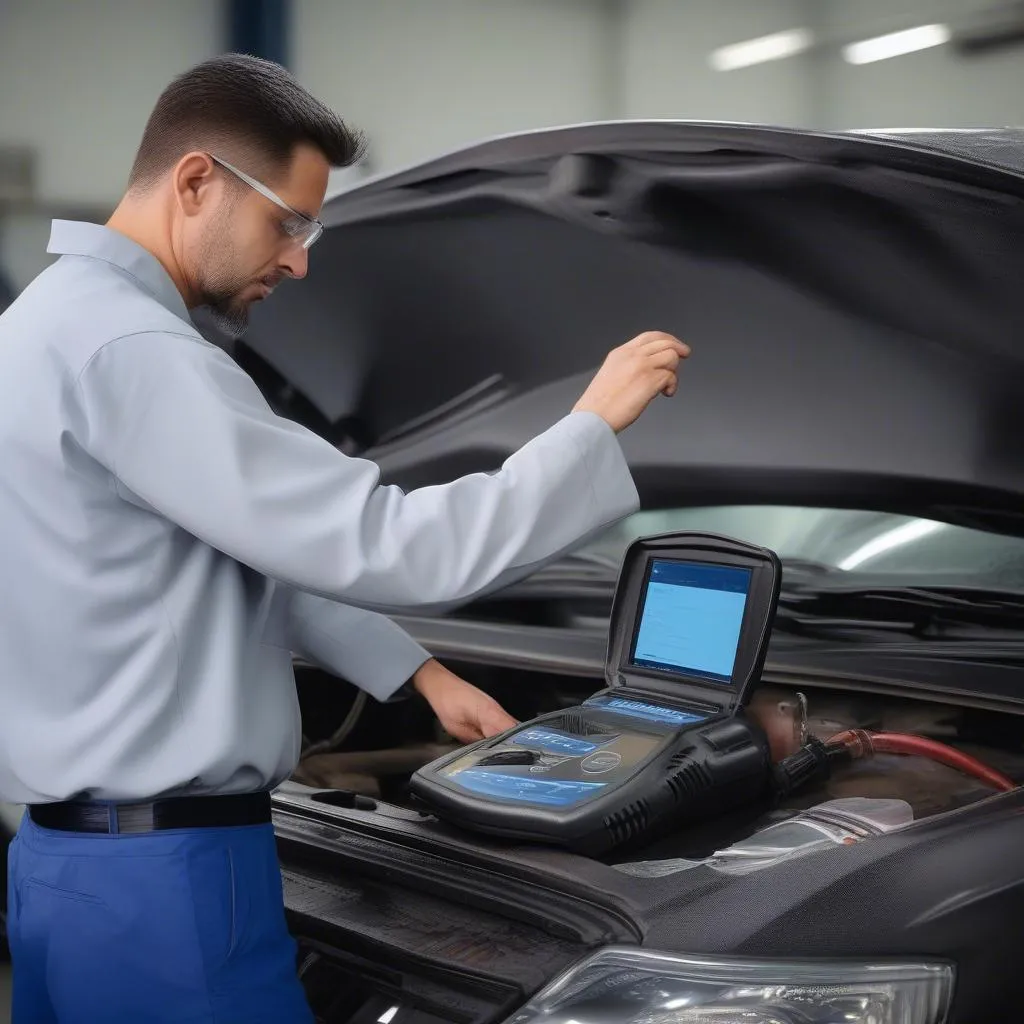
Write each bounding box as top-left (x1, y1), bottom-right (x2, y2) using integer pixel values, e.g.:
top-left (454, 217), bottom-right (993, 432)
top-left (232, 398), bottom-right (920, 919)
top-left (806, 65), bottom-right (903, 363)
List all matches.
top-left (709, 28), bottom-right (814, 71)
top-left (843, 24), bottom-right (952, 64)
top-left (839, 519), bottom-right (945, 571)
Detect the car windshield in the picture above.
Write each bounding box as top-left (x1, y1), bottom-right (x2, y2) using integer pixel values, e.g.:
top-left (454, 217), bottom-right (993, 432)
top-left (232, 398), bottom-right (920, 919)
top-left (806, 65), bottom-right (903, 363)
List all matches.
top-left (579, 506), bottom-right (1024, 592)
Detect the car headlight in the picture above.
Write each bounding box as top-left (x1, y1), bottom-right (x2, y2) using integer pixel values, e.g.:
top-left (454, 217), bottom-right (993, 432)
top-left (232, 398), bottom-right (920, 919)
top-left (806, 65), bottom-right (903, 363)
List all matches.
top-left (506, 947), bottom-right (954, 1024)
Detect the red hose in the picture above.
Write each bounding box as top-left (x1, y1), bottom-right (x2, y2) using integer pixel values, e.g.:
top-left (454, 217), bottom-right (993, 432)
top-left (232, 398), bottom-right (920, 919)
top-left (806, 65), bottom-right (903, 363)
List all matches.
top-left (828, 729), bottom-right (1017, 792)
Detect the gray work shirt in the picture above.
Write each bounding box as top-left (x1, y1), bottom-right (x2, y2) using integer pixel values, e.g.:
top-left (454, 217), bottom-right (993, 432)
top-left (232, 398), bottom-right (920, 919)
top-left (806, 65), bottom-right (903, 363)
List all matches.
top-left (0, 221), bottom-right (639, 805)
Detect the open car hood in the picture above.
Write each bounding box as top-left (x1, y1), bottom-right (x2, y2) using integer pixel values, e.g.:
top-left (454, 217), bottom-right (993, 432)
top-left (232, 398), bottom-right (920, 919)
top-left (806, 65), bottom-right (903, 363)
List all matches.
top-left (240, 123), bottom-right (1024, 535)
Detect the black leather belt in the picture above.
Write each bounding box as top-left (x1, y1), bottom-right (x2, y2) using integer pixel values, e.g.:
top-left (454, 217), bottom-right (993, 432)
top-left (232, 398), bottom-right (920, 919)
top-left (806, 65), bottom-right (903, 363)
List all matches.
top-left (28, 791), bottom-right (272, 835)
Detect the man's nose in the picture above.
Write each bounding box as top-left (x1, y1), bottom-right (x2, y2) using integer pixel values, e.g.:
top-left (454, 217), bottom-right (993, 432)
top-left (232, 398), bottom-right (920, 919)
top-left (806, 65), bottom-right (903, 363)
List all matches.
top-left (280, 243), bottom-right (309, 281)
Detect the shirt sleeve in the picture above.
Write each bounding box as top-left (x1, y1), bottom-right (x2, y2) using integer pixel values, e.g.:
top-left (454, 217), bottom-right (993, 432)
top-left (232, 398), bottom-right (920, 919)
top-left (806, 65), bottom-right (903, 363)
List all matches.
top-left (74, 330), bottom-right (640, 611)
top-left (286, 590), bottom-right (431, 702)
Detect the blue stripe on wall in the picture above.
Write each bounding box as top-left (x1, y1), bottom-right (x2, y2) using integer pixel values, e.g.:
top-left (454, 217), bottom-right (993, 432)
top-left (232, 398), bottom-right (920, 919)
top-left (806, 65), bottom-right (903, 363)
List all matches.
top-left (227, 0), bottom-right (289, 67)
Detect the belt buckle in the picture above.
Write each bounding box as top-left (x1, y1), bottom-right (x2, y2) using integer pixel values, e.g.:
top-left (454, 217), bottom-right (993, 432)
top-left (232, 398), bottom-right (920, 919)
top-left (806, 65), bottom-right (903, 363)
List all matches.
top-left (117, 801), bottom-right (158, 834)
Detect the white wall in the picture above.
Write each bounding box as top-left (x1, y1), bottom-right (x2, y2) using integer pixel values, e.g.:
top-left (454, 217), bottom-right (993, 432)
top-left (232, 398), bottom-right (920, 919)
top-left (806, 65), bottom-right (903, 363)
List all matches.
top-left (819, 0), bottom-right (1024, 129)
top-left (294, 0), bottom-right (618, 172)
top-left (620, 0), bottom-right (815, 127)
top-left (0, 0), bottom-right (219, 207)
top-left (295, 0), bottom-right (821, 172)
top-left (0, 211), bottom-right (56, 293)
top-left (0, 0), bottom-right (218, 288)
top-left (618, 0), bottom-right (1024, 132)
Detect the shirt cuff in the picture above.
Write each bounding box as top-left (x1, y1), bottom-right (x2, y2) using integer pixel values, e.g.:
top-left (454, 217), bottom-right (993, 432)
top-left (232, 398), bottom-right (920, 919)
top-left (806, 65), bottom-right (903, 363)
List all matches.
top-left (557, 411), bottom-right (641, 523)
top-left (340, 613), bottom-right (433, 701)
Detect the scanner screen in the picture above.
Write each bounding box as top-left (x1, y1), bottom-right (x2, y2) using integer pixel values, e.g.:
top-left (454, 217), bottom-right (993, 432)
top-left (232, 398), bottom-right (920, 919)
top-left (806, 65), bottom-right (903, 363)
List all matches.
top-left (630, 560), bottom-right (751, 683)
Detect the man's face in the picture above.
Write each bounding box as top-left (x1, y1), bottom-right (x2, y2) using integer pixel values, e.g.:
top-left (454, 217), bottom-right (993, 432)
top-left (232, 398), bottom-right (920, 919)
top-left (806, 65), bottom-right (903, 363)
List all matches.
top-left (191, 144), bottom-right (329, 338)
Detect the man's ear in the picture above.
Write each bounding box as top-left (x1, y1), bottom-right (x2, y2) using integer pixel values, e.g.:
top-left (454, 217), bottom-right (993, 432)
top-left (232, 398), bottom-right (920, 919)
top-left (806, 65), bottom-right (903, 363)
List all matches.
top-left (172, 152), bottom-right (218, 217)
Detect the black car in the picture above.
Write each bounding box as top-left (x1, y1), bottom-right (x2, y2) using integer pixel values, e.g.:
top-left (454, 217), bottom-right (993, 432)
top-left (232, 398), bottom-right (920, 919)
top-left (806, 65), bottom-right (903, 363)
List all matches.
top-left (243, 121), bottom-right (1024, 1024)
top-left (15, 122), bottom-right (1024, 1021)
top-left (229, 120), bottom-right (1024, 1023)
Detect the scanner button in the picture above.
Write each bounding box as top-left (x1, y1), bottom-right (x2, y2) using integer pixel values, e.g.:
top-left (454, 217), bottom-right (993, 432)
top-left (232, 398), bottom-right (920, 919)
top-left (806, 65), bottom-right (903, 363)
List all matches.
top-left (581, 751), bottom-right (622, 774)
top-left (476, 750), bottom-right (538, 766)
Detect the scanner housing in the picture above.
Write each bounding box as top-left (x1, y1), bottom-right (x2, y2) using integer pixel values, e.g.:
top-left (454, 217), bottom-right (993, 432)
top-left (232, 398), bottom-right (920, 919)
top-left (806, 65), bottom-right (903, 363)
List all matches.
top-left (410, 533), bottom-right (783, 854)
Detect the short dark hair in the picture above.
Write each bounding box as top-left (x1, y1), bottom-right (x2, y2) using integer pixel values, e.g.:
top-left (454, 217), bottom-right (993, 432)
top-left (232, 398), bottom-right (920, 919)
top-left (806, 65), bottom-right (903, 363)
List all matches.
top-left (127, 53), bottom-right (364, 190)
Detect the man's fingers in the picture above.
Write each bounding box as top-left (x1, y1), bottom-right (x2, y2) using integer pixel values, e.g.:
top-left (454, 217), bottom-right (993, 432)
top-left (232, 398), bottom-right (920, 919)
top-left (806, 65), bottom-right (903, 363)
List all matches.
top-left (628, 331), bottom-right (685, 350)
top-left (646, 348), bottom-right (682, 370)
top-left (483, 708), bottom-right (518, 737)
top-left (574, 331), bottom-right (689, 432)
top-left (639, 335), bottom-right (690, 358)
top-left (642, 341), bottom-right (687, 398)
top-left (448, 721), bottom-right (482, 743)
top-left (626, 331), bottom-right (667, 349)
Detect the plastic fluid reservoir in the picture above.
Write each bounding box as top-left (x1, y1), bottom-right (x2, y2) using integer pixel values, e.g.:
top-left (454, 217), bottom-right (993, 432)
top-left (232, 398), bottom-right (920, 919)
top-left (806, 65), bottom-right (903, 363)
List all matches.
top-left (614, 797), bottom-right (914, 878)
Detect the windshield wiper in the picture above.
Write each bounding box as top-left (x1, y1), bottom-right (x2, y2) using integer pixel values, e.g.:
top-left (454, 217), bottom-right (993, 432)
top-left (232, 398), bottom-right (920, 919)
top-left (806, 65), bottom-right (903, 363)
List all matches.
top-left (774, 584), bottom-right (1024, 641)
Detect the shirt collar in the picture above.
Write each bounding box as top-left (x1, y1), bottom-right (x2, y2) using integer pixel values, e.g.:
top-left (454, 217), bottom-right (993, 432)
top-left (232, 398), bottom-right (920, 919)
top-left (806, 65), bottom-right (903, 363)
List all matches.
top-left (47, 220), bottom-right (191, 324)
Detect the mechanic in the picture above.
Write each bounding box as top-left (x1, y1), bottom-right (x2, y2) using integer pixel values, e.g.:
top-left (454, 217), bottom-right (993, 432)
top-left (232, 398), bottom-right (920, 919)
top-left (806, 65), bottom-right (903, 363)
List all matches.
top-left (0, 54), bottom-right (688, 1024)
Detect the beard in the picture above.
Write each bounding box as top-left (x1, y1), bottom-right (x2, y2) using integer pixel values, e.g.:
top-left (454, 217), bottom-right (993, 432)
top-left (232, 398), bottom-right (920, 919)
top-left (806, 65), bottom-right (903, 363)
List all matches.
top-left (196, 264), bottom-right (254, 340)
top-left (194, 208), bottom-right (259, 340)
top-left (201, 287), bottom-right (251, 340)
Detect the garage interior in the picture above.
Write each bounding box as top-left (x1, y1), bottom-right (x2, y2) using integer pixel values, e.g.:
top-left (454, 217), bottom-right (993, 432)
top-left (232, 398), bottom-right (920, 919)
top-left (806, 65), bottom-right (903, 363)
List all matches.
top-left (3, 1), bottom-right (1024, 1022)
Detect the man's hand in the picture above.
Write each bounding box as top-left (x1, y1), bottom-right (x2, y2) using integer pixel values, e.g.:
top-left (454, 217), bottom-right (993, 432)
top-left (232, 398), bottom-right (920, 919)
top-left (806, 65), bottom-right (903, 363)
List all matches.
top-left (573, 331), bottom-right (691, 433)
top-left (412, 659), bottom-right (517, 744)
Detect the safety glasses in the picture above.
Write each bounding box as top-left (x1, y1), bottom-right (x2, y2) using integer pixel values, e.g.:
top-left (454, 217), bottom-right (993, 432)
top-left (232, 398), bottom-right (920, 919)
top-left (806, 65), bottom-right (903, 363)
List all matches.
top-left (210, 154), bottom-right (324, 249)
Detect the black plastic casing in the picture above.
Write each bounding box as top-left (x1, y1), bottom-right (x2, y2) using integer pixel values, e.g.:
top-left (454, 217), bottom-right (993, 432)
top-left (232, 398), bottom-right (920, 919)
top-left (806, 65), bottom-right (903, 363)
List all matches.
top-left (410, 533), bottom-right (782, 855)
top-left (574, 710), bottom-right (773, 854)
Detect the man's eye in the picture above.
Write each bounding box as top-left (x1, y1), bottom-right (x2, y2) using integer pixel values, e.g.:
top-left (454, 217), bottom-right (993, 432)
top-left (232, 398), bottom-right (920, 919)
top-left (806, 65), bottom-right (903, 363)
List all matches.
top-left (278, 216), bottom-right (308, 241)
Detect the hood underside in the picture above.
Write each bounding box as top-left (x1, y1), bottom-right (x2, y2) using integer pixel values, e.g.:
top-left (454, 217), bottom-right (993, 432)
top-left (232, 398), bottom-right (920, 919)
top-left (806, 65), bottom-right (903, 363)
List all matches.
top-left (240, 123), bottom-right (1024, 535)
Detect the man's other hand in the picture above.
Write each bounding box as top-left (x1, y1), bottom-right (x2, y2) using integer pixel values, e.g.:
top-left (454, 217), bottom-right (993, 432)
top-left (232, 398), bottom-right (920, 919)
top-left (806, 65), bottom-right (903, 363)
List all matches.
top-left (412, 659), bottom-right (517, 744)
top-left (573, 331), bottom-right (691, 433)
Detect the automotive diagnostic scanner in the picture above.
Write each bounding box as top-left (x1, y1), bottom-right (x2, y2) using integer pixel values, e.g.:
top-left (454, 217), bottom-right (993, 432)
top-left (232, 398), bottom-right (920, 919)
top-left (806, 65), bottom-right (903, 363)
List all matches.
top-left (410, 533), bottom-right (783, 855)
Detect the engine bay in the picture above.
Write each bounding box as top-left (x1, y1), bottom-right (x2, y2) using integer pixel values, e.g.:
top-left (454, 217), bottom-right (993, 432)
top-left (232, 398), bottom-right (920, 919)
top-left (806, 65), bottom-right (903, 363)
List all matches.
top-left (282, 659), bottom-right (1024, 1023)
top-left (292, 528), bottom-right (1024, 871)
top-left (292, 660), bottom-right (1024, 867)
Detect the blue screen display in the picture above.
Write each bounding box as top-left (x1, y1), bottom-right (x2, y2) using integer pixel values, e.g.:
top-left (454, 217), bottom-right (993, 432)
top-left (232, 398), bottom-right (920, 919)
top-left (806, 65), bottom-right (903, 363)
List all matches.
top-left (514, 728), bottom-right (602, 756)
top-left (450, 770), bottom-right (608, 806)
top-left (585, 694), bottom-right (709, 726)
top-left (631, 560), bottom-right (751, 683)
